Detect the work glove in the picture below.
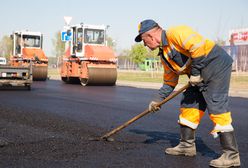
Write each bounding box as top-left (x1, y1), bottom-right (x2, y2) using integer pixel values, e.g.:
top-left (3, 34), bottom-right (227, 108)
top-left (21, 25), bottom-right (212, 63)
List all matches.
top-left (189, 75), bottom-right (203, 86)
top-left (148, 101), bottom-right (161, 112)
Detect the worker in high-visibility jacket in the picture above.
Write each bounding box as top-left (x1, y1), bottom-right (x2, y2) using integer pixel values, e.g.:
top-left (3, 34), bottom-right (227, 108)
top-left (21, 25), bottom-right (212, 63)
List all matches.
top-left (135, 19), bottom-right (240, 168)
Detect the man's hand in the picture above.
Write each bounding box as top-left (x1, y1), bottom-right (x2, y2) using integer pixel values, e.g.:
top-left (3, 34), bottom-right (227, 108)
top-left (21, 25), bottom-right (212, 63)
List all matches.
top-left (189, 75), bottom-right (203, 86)
top-left (148, 101), bottom-right (161, 112)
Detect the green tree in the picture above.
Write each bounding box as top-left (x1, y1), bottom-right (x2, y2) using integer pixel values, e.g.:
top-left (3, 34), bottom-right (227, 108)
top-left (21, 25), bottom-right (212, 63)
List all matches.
top-left (129, 44), bottom-right (148, 64)
top-left (117, 49), bottom-right (133, 69)
top-left (147, 48), bottom-right (159, 58)
top-left (106, 36), bottom-right (116, 50)
top-left (0, 35), bottom-right (13, 59)
top-left (52, 31), bottom-right (65, 57)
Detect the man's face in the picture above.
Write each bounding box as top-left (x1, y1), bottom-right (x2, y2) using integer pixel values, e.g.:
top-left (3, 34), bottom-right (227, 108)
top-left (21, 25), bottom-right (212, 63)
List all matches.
top-left (141, 32), bottom-right (158, 50)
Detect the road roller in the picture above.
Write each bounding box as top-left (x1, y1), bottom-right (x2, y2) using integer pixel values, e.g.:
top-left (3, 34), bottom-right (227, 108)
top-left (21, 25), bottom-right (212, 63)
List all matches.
top-left (10, 30), bottom-right (48, 81)
top-left (60, 22), bottom-right (117, 86)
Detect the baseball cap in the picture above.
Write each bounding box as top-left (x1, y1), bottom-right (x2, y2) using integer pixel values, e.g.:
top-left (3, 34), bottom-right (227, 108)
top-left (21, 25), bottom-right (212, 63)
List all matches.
top-left (135, 19), bottom-right (159, 42)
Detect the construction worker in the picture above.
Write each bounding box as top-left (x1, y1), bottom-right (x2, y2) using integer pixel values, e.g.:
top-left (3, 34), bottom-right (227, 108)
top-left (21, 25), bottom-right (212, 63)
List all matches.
top-left (134, 19), bottom-right (240, 168)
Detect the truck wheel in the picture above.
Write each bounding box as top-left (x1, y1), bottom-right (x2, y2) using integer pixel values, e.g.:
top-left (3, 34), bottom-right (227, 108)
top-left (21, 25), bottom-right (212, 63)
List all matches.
top-left (26, 85), bottom-right (31, 90)
top-left (61, 77), bottom-right (69, 83)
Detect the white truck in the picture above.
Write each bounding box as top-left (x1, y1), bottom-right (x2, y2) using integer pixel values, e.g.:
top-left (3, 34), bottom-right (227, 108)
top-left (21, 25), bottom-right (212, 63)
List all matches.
top-left (0, 57), bottom-right (32, 90)
top-left (0, 57), bottom-right (6, 65)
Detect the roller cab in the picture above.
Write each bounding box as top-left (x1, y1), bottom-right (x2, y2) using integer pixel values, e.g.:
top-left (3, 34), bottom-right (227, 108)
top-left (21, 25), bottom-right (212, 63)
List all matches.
top-left (60, 22), bottom-right (117, 86)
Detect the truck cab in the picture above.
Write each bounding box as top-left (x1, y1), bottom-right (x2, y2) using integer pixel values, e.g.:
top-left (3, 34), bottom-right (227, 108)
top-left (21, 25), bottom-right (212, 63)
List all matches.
top-left (64, 24), bottom-right (107, 57)
top-left (13, 31), bottom-right (43, 56)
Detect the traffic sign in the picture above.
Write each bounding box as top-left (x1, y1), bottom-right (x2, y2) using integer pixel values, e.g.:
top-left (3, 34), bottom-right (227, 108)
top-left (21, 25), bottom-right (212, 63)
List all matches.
top-left (61, 31), bottom-right (72, 42)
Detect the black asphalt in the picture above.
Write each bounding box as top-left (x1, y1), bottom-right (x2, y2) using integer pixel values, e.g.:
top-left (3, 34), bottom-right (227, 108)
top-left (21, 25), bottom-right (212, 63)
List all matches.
top-left (0, 80), bottom-right (247, 168)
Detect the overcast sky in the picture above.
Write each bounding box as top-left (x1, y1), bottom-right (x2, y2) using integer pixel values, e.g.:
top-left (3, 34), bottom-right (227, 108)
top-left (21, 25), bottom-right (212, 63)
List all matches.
top-left (1, 0), bottom-right (247, 56)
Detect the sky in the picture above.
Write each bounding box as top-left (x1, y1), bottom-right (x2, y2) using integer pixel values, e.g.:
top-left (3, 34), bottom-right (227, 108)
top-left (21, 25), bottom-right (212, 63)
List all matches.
top-left (1, 0), bottom-right (247, 56)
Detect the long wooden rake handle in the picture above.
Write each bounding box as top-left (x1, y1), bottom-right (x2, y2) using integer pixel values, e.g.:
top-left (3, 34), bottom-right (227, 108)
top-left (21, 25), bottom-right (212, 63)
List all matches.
top-left (100, 83), bottom-right (191, 140)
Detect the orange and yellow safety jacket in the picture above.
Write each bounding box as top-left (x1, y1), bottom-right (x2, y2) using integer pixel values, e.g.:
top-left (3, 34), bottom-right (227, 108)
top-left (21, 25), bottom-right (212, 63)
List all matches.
top-left (160, 25), bottom-right (215, 87)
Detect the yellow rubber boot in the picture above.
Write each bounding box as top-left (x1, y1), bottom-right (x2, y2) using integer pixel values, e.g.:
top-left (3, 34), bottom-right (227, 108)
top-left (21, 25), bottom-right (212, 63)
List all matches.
top-left (209, 131), bottom-right (240, 168)
top-left (165, 125), bottom-right (196, 156)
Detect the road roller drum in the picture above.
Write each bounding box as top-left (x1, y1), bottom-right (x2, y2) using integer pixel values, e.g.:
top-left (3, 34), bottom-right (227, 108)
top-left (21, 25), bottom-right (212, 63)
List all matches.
top-left (32, 65), bottom-right (48, 81)
top-left (80, 67), bottom-right (117, 86)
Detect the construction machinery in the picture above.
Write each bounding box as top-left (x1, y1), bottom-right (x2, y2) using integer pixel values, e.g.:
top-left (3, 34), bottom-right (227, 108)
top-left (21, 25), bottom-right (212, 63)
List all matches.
top-left (60, 22), bottom-right (117, 86)
top-left (0, 57), bottom-right (32, 90)
top-left (10, 30), bottom-right (48, 81)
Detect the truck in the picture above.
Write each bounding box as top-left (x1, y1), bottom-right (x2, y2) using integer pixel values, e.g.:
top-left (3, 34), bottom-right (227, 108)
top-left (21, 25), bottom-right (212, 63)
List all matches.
top-left (10, 30), bottom-right (48, 81)
top-left (0, 57), bottom-right (32, 90)
top-left (0, 57), bottom-right (7, 65)
top-left (60, 22), bottom-right (117, 86)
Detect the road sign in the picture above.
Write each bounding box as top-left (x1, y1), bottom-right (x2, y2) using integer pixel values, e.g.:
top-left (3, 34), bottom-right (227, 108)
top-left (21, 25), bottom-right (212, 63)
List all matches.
top-left (229, 28), bottom-right (248, 45)
top-left (61, 31), bottom-right (72, 42)
top-left (64, 16), bottom-right (72, 25)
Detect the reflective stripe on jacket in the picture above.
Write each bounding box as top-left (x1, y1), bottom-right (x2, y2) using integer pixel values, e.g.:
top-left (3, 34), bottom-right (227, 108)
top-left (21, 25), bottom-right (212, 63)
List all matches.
top-left (160, 26), bottom-right (215, 87)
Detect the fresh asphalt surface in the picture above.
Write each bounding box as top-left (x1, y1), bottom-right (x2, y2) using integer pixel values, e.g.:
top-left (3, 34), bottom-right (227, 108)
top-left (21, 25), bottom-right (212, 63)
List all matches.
top-left (0, 80), bottom-right (247, 168)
